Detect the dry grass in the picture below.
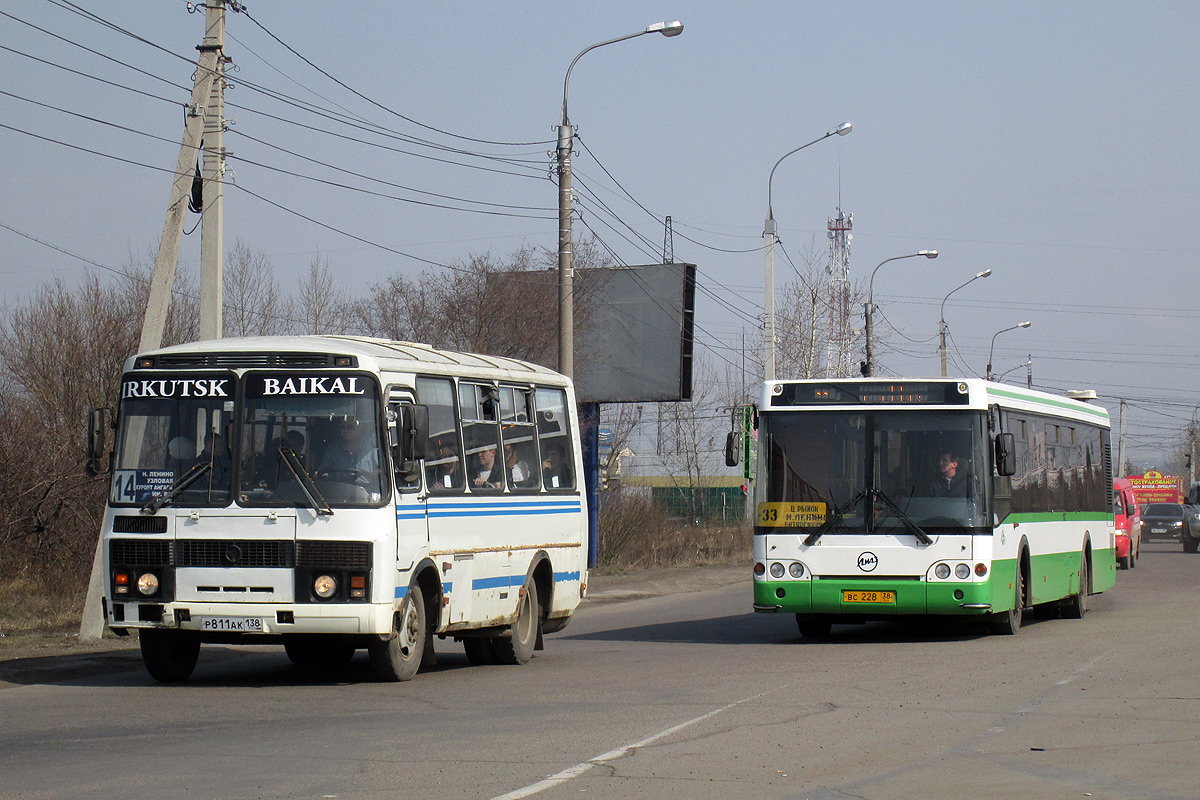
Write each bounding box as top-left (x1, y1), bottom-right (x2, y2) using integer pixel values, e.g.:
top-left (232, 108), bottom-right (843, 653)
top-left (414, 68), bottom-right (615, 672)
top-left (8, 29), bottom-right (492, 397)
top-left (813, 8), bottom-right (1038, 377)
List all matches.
top-left (597, 491), bottom-right (751, 572)
top-left (0, 576), bottom-right (87, 635)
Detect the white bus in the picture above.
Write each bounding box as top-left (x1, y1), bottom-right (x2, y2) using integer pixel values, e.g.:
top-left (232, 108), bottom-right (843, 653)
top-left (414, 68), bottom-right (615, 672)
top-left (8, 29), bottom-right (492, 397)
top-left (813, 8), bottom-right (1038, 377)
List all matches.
top-left (732, 378), bottom-right (1116, 637)
top-left (89, 336), bottom-right (588, 682)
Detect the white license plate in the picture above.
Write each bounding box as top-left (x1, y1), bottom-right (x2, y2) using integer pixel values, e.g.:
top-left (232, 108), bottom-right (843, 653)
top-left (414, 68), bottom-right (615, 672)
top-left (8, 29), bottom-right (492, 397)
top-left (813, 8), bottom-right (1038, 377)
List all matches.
top-left (1151, 527), bottom-right (1167, 534)
top-left (200, 616), bottom-right (264, 632)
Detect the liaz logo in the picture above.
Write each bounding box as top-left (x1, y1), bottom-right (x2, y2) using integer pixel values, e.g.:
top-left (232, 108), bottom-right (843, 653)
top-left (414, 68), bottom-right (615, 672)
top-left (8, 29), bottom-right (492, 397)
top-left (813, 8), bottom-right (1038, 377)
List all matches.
top-left (857, 552), bottom-right (879, 572)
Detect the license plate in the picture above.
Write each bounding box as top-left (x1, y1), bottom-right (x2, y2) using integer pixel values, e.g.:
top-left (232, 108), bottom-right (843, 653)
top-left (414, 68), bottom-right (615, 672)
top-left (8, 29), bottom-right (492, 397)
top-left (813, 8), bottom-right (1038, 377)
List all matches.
top-left (842, 590), bottom-right (895, 604)
top-left (1151, 527), bottom-right (1166, 534)
top-left (200, 616), bottom-right (264, 632)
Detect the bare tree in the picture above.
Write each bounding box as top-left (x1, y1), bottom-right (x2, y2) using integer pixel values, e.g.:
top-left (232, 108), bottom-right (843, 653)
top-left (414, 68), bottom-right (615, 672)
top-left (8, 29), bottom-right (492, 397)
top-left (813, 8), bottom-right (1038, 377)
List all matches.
top-left (223, 238), bottom-right (286, 337)
top-left (293, 252), bottom-right (348, 335)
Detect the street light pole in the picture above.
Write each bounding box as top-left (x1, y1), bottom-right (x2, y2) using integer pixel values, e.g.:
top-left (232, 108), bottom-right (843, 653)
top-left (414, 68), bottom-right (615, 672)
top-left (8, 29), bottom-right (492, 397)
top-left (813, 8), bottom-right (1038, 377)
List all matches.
top-left (938, 268), bottom-right (991, 377)
top-left (862, 250), bottom-right (938, 377)
top-left (995, 358), bottom-right (1032, 383)
top-left (986, 321), bottom-right (1032, 380)
top-left (763, 122), bottom-right (852, 381)
top-left (556, 21), bottom-right (683, 378)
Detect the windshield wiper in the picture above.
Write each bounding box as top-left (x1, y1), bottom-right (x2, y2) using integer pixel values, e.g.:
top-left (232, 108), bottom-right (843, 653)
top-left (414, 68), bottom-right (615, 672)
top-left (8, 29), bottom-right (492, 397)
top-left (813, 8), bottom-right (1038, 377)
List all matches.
top-left (804, 490), bottom-right (864, 546)
top-left (278, 446), bottom-right (333, 516)
top-left (870, 488), bottom-right (933, 544)
top-left (140, 462), bottom-right (210, 515)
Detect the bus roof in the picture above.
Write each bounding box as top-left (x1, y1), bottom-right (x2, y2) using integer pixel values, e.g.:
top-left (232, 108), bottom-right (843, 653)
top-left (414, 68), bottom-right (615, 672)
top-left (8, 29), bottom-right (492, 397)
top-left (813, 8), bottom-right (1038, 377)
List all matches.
top-left (129, 335), bottom-right (569, 385)
top-left (759, 377), bottom-right (1109, 427)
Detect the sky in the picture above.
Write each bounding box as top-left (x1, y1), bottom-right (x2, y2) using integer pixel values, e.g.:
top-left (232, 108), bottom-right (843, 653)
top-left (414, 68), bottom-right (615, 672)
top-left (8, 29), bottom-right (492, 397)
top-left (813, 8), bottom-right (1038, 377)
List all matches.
top-left (1, 0), bottom-right (1198, 468)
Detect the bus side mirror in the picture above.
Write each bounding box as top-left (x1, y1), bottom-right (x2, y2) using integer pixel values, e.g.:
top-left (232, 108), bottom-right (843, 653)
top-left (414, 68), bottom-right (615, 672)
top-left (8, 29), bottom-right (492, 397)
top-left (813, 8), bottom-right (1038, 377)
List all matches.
top-left (995, 432), bottom-right (1015, 477)
top-left (396, 404), bottom-right (429, 461)
top-left (725, 431), bottom-right (742, 467)
top-left (86, 407), bottom-right (109, 477)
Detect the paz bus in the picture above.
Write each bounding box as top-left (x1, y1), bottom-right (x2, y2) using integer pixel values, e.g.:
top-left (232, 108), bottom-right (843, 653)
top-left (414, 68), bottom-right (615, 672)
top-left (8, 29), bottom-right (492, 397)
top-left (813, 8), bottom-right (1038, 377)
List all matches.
top-left (730, 378), bottom-right (1115, 637)
top-left (87, 336), bottom-right (587, 682)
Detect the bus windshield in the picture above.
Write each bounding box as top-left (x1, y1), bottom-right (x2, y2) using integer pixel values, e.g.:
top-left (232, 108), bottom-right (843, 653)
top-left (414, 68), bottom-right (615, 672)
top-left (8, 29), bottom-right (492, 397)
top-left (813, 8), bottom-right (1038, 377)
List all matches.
top-left (111, 373), bottom-right (235, 507)
top-left (757, 409), bottom-right (989, 533)
top-left (238, 373), bottom-right (387, 508)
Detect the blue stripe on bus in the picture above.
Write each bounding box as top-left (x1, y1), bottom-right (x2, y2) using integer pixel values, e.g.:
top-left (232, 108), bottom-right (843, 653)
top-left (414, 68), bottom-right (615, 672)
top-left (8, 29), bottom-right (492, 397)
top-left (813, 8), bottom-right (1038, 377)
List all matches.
top-left (395, 573), bottom-right (579, 599)
top-left (396, 500), bottom-right (582, 521)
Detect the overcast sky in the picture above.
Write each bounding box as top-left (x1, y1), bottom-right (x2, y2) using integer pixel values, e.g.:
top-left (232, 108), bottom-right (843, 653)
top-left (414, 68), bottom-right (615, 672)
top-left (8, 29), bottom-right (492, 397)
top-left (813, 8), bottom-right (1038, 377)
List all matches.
top-left (2, 1), bottom-right (1197, 466)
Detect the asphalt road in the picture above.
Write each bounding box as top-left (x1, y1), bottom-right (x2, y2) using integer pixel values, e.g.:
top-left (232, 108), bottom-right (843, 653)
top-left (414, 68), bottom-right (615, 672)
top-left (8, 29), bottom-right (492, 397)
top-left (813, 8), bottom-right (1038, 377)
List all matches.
top-left (1, 544), bottom-right (1198, 800)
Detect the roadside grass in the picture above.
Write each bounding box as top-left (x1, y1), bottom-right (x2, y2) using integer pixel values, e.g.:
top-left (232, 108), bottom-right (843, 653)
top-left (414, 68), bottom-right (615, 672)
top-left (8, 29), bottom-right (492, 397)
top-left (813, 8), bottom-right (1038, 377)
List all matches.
top-left (0, 576), bottom-right (86, 635)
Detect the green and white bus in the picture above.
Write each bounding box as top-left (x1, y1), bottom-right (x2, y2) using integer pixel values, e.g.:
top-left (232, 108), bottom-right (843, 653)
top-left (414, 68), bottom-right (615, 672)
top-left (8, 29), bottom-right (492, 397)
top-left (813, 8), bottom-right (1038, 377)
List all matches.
top-left (735, 378), bottom-right (1115, 637)
top-left (88, 336), bottom-right (587, 682)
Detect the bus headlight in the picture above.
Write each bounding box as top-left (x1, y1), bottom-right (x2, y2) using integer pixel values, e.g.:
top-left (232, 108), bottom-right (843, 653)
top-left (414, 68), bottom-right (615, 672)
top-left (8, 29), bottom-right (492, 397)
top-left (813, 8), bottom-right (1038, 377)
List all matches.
top-left (769, 562), bottom-right (785, 579)
top-left (313, 574), bottom-right (338, 599)
top-left (136, 572), bottom-right (159, 596)
top-left (954, 563), bottom-right (971, 579)
top-left (934, 563), bottom-right (951, 580)
top-left (788, 562), bottom-right (804, 578)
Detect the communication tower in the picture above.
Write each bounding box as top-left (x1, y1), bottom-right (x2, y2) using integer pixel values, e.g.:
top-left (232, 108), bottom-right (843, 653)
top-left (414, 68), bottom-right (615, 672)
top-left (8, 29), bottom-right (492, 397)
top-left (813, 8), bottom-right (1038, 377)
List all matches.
top-left (825, 208), bottom-right (853, 376)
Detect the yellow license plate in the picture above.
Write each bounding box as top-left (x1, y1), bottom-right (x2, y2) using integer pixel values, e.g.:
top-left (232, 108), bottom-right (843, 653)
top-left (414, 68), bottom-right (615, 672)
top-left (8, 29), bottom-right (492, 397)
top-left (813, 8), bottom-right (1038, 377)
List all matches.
top-left (842, 590), bottom-right (895, 604)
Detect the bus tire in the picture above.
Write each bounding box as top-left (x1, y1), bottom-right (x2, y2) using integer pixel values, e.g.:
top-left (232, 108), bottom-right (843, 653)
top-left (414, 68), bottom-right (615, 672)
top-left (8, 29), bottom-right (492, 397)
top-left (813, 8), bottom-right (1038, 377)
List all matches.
top-left (139, 629), bottom-right (201, 683)
top-left (990, 565), bottom-right (1025, 635)
top-left (463, 637), bottom-right (498, 665)
top-left (493, 580), bottom-right (540, 665)
top-left (368, 584), bottom-right (426, 682)
top-left (795, 615), bottom-right (833, 639)
top-left (1061, 553), bottom-right (1088, 619)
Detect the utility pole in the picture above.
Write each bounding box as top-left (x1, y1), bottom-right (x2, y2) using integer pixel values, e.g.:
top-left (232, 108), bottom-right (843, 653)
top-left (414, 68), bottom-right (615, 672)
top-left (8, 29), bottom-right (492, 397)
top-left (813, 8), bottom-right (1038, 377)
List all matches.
top-left (198, 0), bottom-right (228, 341)
top-left (85, 3), bottom-right (228, 642)
top-left (1117, 399), bottom-right (1128, 478)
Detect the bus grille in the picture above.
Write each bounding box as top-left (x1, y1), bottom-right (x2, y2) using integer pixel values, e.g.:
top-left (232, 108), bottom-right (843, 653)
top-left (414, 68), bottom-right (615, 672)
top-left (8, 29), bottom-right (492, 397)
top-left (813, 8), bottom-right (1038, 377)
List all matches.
top-left (176, 540), bottom-right (295, 568)
top-left (111, 540), bottom-right (173, 566)
top-left (147, 352), bottom-right (346, 369)
top-left (112, 515), bottom-right (168, 534)
top-left (297, 540), bottom-right (372, 568)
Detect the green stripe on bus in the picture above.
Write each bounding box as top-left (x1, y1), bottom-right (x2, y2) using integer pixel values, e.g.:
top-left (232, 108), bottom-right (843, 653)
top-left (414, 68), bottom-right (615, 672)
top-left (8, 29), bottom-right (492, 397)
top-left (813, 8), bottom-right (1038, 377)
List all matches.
top-left (986, 386), bottom-right (1109, 422)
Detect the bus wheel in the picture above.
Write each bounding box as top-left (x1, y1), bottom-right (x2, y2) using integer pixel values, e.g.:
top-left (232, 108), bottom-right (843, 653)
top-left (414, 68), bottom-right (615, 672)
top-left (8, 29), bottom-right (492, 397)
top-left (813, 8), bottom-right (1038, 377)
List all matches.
top-left (493, 580), bottom-right (540, 665)
top-left (463, 637), bottom-right (498, 665)
top-left (369, 585), bottom-right (426, 682)
top-left (991, 567), bottom-right (1025, 635)
top-left (139, 629), bottom-right (200, 683)
top-left (795, 615), bottom-right (832, 639)
top-left (284, 635), bottom-right (355, 667)
top-left (1061, 554), bottom-right (1089, 619)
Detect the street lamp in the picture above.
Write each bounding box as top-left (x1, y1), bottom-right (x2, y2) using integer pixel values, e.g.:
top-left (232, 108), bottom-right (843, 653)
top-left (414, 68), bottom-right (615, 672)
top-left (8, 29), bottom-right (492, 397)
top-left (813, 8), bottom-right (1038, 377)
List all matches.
top-left (995, 357), bottom-right (1032, 383)
top-left (556, 21), bottom-right (684, 378)
top-left (862, 250), bottom-right (938, 377)
top-left (986, 321), bottom-right (1032, 381)
top-left (763, 122), bottom-right (852, 381)
top-left (938, 268), bottom-right (991, 377)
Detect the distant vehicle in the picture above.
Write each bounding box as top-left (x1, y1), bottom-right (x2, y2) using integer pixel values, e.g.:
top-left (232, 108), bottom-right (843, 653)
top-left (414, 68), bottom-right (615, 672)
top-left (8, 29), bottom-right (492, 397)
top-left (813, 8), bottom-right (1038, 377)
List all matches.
top-left (1113, 478), bottom-right (1141, 569)
top-left (1140, 502), bottom-right (1186, 543)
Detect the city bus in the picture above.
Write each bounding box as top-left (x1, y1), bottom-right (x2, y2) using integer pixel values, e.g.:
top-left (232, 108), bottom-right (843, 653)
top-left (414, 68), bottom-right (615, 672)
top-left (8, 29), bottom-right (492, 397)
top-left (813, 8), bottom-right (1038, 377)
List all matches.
top-left (731, 378), bottom-right (1115, 637)
top-left (87, 336), bottom-right (588, 682)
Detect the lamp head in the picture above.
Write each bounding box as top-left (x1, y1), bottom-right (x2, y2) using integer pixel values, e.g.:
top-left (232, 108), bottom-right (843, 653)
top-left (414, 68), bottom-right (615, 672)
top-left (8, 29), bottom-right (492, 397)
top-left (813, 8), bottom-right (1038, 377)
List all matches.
top-left (977, 268), bottom-right (992, 279)
top-left (646, 20), bottom-right (684, 36)
top-left (919, 250), bottom-right (938, 258)
top-left (834, 121), bottom-right (852, 136)
top-left (1018, 320), bottom-right (1032, 328)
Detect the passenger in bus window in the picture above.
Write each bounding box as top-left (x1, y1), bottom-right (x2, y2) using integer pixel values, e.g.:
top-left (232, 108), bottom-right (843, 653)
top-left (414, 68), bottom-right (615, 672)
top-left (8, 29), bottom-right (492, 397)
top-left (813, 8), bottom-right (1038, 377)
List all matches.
top-left (542, 443), bottom-right (572, 489)
top-left (504, 443), bottom-right (531, 486)
top-left (471, 446), bottom-right (501, 489)
top-left (319, 419), bottom-right (379, 477)
top-left (930, 452), bottom-right (968, 497)
top-left (198, 432), bottom-right (232, 484)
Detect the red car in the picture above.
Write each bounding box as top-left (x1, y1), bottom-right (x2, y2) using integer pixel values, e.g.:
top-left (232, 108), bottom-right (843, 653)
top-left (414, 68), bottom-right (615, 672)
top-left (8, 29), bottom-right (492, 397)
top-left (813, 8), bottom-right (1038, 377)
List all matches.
top-left (1113, 478), bottom-right (1142, 569)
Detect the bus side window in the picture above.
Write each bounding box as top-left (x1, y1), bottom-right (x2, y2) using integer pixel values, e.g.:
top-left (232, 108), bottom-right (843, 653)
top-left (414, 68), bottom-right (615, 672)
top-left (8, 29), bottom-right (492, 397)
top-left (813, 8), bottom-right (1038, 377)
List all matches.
top-left (417, 376), bottom-right (464, 492)
top-left (535, 387), bottom-right (575, 490)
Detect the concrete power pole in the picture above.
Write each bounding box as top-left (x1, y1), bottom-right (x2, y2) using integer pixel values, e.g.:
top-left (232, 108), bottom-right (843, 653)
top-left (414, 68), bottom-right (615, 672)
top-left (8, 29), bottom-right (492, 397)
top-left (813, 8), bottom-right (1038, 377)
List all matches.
top-left (138, 0), bottom-right (227, 353)
top-left (83, 4), bottom-right (229, 642)
top-left (199, 0), bottom-right (228, 341)
top-left (1117, 398), bottom-right (1128, 478)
